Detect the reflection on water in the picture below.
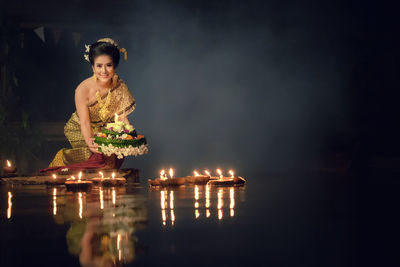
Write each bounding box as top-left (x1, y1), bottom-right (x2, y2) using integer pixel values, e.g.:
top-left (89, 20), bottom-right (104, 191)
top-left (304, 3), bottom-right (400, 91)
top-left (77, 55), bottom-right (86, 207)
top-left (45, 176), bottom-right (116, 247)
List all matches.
top-left (46, 186), bottom-right (148, 267)
top-left (2, 182), bottom-right (246, 266)
top-left (7, 191), bottom-right (12, 219)
top-left (155, 185), bottom-right (245, 225)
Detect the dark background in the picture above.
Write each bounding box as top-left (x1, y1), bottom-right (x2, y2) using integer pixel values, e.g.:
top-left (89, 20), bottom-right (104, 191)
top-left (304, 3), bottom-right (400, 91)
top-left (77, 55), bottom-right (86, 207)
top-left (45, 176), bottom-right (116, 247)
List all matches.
top-left (0, 0), bottom-right (399, 176)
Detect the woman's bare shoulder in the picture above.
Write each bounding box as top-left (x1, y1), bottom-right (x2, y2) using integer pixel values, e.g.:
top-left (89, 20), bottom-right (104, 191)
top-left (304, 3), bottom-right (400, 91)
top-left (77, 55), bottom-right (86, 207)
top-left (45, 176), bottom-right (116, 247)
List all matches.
top-left (75, 77), bottom-right (93, 94)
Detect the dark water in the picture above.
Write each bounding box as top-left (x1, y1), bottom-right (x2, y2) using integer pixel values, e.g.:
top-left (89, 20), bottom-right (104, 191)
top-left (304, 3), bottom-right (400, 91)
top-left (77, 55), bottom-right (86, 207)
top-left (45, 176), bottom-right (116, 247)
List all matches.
top-left (1, 172), bottom-right (400, 267)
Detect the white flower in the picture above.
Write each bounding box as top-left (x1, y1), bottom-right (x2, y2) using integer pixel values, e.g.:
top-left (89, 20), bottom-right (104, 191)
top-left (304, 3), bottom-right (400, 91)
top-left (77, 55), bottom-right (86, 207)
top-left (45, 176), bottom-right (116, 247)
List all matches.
top-left (85, 44), bottom-right (90, 53)
top-left (84, 54), bottom-right (89, 62)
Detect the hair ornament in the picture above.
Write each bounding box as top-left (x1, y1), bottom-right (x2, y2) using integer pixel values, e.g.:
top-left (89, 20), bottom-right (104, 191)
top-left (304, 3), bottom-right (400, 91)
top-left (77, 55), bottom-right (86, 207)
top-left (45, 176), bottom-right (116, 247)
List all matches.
top-left (83, 38), bottom-right (128, 62)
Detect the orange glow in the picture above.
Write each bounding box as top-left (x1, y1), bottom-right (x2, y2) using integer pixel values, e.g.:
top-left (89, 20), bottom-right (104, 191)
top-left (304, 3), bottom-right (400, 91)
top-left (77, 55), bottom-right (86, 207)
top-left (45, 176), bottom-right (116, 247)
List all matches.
top-left (53, 188), bottom-right (57, 215)
top-left (193, 170), bottom-right (200, 176)
top-left (161, 190), bottom-right (167, 226)
top-left (230, 188), bottom-right (235, 209)
top-left (195, 209), bottom-right (200, 219)
top-left (216, 169), bottom-right (223, 179)
top-left (206, 209), bottom-right (211, 218)
top-left (169, 191), bottom-right (174, 209)
top-left (70, 175), bottom-right (76, 180)
top-left (7, 192), bottom-right (12, 219)
top-left (162, 210), bottom-right (167, 226)
top-left (78, 192), bottom-right (83, 219)
top-left (205, 184), bottom-right (210, 208)
top-left (229, 170), bottom-right (234, 178)
top-left (6, 160), bottom-right (11, 167)
top-left (52, 174), bottom-right (57, 180)
top-left (78, 171), bottom-right (82, 181)
top-left (161, 190), bottom-right (167, 210)
top-left (112, 172), bottom-right (115, 179)
top-left (194, 185), bottom-right (199, 200)
top-left (204, 170), bottom-right (211, 176)
top-left (170, 209), bottom-right (175, 225)
top-left (218, 209), bottom-right (223, 220)
top-left (217, 189), bottom-right (223, 209)
top-left (99, 187), bottom-right (104, 210)
top-left (112, 188), bottom-right (116, 205)
top-left (160, 169), bottom-right (166, 180)
top-left (99, 171), bottom-right (104, 180)
top-left (169, 168), bottom-right (174, 179)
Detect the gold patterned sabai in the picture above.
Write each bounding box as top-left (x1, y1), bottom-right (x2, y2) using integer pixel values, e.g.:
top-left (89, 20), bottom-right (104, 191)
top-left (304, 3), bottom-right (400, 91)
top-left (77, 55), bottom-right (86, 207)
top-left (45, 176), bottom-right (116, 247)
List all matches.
top-left (48, 75), bottom-right (136, 167)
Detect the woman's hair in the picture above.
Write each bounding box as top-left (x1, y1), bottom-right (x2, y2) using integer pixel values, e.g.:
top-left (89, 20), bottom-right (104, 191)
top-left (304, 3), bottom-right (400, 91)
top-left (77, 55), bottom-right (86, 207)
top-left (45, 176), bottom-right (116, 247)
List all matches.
top-left (88, 41), bottom-right (120, 67)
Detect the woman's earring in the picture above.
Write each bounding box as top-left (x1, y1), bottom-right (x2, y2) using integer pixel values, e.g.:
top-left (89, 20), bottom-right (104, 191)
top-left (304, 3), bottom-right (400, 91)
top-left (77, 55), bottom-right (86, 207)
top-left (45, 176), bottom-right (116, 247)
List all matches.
top-left (93, 73), bottom-right (97, 81)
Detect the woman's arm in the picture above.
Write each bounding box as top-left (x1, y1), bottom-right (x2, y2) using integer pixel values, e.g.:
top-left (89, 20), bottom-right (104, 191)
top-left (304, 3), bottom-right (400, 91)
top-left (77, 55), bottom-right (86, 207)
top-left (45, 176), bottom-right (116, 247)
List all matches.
top-left (75, 85), bottom-right (100, 154)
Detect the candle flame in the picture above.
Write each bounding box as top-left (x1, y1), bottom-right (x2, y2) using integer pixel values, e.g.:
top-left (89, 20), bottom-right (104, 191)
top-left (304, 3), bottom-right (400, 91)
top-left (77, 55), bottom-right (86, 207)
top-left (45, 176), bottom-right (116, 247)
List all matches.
top-left (204, 170), bottom-right (211, 176)
top-left (229, 170), bottom-right (234, 177)
top-left (78, 171), bottom-right (82, 181)
top-left (6, 160), bottom-right (11, 167)
top-left (112, 172), bottom-right (115, 179)
top-left (193, 170), bottom-right (200, 176)
top-left (71, 175), bottom-right (76, 180)
top-left (216, 169), bottom-right (223, 179)
top-left (160, 169), bottom-right (166, 180)
top-left (99, 171), bottom-right (104, 179)
top-left (169, 168), bottom-right (174, 179)
top-left (52, 174), bottom-right (57, 180)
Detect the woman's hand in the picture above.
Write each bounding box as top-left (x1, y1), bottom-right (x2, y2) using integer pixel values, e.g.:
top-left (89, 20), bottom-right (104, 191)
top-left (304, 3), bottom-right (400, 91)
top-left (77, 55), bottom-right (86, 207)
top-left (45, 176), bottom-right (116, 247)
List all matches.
top-left (88, 138), bottom-right (101, 154)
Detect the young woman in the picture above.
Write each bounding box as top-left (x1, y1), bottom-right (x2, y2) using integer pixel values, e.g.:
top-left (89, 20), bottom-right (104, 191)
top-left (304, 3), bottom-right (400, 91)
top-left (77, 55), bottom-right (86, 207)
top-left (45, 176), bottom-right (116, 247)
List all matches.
top-left (44, 38), bottom-right (135, 171)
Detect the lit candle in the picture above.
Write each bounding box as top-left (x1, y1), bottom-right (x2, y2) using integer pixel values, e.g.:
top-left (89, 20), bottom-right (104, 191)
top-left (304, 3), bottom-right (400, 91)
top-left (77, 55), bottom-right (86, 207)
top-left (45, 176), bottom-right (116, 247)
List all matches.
top-left (194, 185), bottom-right (199, 209)
top-left (229, 170), bottom-right (234, 178)
top-left (160, 169), bottom-right (166, 180)
top-left (112, 172), bottom-right (115, 180)
top-left (78, 171), bottom-right (82, 181)
top-left (99, 171), bottom-right (104, 180)
top-left (216, 169), bottom-right (223, 180)
top-left (52, 174), bottom-right (57, 180)
top-left (3, 160), bottom-right (17, 174)
top-left (169, 168), bottom-right (174, 179)
top-left (193, 170), bottom-right (200, 176)
top-left (204, 170), bottom-right (211, 177)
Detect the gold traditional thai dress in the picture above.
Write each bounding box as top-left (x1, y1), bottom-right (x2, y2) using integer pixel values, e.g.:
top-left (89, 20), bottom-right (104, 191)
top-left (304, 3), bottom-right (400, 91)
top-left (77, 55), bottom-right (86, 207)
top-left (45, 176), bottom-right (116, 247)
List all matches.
top-left (48, 74), bottom-right (136, 167)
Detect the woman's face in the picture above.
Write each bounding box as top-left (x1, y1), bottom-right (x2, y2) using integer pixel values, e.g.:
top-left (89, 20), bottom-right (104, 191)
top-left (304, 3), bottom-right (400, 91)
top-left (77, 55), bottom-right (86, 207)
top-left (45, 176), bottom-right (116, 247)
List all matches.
top-left (92, 54), bottom-right (116, 84)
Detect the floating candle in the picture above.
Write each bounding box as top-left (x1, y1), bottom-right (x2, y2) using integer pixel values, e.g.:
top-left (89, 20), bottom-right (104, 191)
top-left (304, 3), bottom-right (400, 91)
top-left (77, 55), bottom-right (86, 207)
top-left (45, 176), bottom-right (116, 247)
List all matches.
top-left (101, 172), bottom-right (126, 187)
top-left (216, 169), bottom-right (223, 180)
top-left (186, 170), bottom-right (210, 184)
top-left (65, 173), bottom-right (93, 191)
top-left (45, 173), bottom-right (66, 186)
top-left (3, 160), bottom-right (17, 174)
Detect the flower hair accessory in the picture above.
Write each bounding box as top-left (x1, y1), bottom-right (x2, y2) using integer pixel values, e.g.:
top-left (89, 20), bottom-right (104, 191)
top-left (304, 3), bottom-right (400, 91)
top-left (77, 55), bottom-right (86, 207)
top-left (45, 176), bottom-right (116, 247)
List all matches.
top-left (83, 38), bottom-right (128, 62)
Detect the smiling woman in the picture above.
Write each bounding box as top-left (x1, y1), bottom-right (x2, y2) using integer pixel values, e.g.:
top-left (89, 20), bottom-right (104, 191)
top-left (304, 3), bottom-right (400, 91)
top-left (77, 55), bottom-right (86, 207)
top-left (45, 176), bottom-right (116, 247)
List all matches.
top-left (41, 38), bottom-right (137, 172)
